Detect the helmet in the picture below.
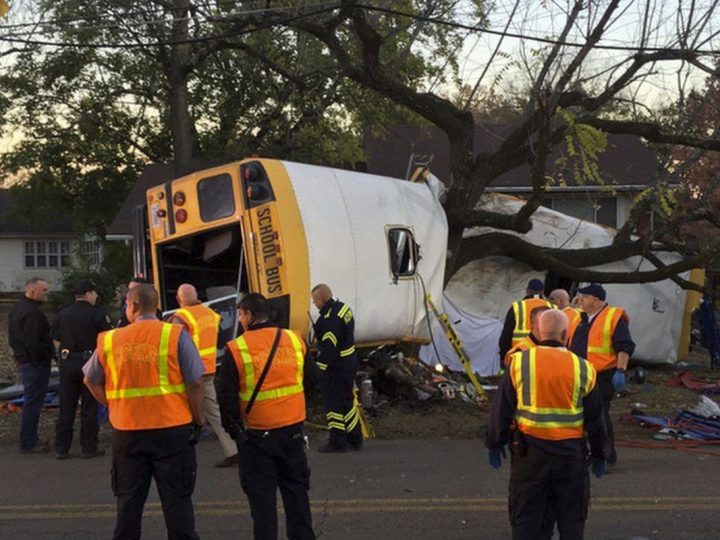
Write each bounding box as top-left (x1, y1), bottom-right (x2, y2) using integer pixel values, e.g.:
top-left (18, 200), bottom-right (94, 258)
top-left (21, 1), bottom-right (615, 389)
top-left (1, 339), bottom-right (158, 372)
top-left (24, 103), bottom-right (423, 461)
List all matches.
top-left (629, 366), bottom-right (646, 384)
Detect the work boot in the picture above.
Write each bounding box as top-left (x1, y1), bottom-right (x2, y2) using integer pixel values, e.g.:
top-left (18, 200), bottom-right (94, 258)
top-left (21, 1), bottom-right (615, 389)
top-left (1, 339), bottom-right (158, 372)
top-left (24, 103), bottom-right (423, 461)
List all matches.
top-left (20, 440), bottom-right (49, 454)
top-left (215, 454), bottom-right (240, 468)
top-left (317, 443), bottom-right (348, 454)
top-left (80, 449), bottom-right (106, 459)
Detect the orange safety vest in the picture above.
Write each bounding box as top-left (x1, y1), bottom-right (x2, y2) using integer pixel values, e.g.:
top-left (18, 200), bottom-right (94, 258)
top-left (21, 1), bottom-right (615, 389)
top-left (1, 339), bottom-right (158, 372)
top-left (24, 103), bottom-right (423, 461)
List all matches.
top-left (504, 336), bottom-right (536, 367)
top-left (174, 304), bottom-right (221, 374)
top-left (511, 297), bottom-right (554, 347)
top-left (97, 320), bottom-right (192, 431)
top-left (509, 346), bottom-right (596, 441)
top-left (584, 306), bottom-right (628, 372)
top-left (226, 327), bottom-right (307, 431)
top-left (564, 306), bottom-right (582, 342)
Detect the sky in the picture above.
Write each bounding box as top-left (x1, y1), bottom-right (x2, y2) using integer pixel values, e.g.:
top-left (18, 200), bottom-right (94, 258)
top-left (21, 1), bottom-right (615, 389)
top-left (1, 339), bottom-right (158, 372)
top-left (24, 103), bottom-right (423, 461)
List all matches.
top-left (452, 0), bottom-right (716, 109)
top-left (0, 0), bottom-right (718, 161)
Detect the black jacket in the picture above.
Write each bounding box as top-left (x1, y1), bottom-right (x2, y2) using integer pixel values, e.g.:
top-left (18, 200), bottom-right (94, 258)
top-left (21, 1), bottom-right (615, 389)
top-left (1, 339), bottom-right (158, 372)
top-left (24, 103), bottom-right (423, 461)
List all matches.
top-left (314, 298), bottom-right (356, 374)
top-left (51, 300), bottom-right (111, 353)
top-left (9, 296), bottom-right (53, 364)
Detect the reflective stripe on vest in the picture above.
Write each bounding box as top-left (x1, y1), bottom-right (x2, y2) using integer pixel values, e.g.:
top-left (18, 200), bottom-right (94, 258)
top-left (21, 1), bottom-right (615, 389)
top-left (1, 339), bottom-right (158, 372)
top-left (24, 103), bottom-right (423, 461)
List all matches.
top-left (234, 330), bottom-right (305, 402)
top-left (103, 325), bottom-right (186, 399)
top-left (175, 307), bottom-right (218, 357)
top-left (511, 298), bottom-right (553, 343)
top-left (587, 307), bottom-right (618, 355)
top-left (511, 348), bottom-right (589, 430)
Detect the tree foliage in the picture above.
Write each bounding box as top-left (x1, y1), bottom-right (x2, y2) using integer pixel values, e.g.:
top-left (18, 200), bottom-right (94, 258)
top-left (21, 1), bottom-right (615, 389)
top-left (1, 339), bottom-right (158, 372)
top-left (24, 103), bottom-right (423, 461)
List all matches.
top-left (2, 0), bottom-right (720, 293)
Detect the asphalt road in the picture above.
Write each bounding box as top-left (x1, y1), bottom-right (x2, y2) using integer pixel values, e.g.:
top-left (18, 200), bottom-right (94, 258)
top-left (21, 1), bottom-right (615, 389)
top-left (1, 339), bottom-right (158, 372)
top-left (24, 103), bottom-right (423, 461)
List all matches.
top-left (0, 437), bottom-right (718, 540)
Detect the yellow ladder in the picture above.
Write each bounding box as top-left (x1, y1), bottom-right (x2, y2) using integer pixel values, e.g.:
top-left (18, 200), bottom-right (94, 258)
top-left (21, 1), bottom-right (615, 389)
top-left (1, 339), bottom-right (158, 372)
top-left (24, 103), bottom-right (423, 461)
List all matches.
top-left (425, 294), bottom-right (487, 400)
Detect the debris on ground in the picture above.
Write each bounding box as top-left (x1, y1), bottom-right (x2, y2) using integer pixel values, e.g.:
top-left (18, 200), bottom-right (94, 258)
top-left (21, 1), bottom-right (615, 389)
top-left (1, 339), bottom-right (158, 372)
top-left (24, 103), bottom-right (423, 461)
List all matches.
top-left (358, 345), bottom-right (488, 408)
top-left (628, 396), bottom-right (720, 441)
top-left (667, 370), bottom-right (720, 393)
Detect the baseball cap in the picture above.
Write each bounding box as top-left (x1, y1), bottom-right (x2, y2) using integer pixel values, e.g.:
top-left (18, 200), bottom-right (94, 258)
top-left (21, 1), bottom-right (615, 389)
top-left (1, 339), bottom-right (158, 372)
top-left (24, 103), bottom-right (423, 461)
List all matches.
top-left (526, 278), bottom-right (544, 292)
top-left (73, 280), bottom-right (98, 296)
top-left (577, 283), bottom-right (606, 301)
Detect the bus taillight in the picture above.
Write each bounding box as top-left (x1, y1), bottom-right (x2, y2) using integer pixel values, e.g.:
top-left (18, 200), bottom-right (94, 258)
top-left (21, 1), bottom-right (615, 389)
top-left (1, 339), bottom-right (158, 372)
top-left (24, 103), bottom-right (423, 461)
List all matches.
top-left (175, 209), bottom-right (188, 223)
top-left (173, 191), bottom-right (186, 206)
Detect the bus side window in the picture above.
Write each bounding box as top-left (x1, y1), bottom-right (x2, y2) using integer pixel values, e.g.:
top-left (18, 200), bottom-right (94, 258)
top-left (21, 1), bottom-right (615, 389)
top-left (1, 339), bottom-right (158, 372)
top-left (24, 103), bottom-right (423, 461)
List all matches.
top-left (198, 173), bottom-right (235, 222)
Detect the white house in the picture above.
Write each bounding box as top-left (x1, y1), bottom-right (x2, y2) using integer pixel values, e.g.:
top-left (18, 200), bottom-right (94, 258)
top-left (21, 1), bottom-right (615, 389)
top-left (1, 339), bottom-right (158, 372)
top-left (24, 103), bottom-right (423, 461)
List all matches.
top-left (0, 189), bottom-right (102, 293)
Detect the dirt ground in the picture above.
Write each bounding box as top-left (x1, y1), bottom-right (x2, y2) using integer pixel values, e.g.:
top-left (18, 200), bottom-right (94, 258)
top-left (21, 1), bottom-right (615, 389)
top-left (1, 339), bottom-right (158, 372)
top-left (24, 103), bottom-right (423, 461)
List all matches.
top-left (1, 304), bottom-right (718, 448)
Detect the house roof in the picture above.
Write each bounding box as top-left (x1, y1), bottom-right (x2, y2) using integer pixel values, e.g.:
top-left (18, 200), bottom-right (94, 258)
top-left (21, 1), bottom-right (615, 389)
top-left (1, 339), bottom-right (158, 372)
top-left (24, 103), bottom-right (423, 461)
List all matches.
top-left (363, 124), bottom-right (663, 190)
top-left (0, 188), bottom-right (74, 237)
top-left (106, 163), bottom-right (176, 238)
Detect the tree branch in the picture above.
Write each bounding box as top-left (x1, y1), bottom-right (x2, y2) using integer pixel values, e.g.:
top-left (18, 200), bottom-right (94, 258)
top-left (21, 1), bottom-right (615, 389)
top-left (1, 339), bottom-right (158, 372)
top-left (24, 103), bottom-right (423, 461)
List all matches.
top-left (457, 232), bottom-right (706, 286)
top-left (580, 117), bottom-right (720, 151)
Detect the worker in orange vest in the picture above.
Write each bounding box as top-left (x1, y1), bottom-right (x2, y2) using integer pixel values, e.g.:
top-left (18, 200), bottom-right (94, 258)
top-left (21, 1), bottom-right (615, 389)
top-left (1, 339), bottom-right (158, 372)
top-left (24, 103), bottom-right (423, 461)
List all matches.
top-left (549, 288), bottom-right (582, 335)
top-left (487, 309), bottom-right (609, 540)
top-left (568, 283), bottom-right (634, 467)
top-left (217, 293), bottom-right (316, 540)
top-left (498, 278), bottom-right (554, 363)
top-left (171, 283), bottom-right (239, 468)
top-left (83, 284), bottom-right (205, 540)
top-left (502, 305), bottom-right (550, 367)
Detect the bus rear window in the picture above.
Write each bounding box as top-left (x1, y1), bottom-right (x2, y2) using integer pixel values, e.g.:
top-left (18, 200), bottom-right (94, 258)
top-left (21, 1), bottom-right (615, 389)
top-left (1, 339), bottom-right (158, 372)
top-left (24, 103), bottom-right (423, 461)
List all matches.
top-left (197, 174), bottom-right (235, 222)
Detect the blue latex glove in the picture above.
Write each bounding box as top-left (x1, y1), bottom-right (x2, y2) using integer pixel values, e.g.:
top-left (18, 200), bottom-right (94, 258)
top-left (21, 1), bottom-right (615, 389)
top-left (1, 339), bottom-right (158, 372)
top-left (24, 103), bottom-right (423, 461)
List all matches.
top-left (612, 369), bottom-right (626, 392)
top-left (591, 457), bottom-right (607, 479)
top-left (488, 447), bottom-right (506, 469)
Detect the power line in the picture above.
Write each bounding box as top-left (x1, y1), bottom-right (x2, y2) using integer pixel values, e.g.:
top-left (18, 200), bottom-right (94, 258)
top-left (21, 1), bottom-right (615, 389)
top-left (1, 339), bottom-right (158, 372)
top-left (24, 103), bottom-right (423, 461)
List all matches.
top-left (2, 1), bottom-right (718, 57)
top-left (355, 3), bottom-right (720, 56)
top-left (0, 4), bottom-right (342, 49)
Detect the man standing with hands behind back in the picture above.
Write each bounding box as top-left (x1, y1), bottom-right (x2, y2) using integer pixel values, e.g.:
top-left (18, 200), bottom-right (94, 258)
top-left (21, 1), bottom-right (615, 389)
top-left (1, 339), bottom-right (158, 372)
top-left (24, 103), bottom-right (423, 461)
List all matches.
top-left (9, 277), bottom-right (53, 454)
top-left (83, 284), bottom-right (205, 540)
top-left (486, 309), bottom-right (608, 540)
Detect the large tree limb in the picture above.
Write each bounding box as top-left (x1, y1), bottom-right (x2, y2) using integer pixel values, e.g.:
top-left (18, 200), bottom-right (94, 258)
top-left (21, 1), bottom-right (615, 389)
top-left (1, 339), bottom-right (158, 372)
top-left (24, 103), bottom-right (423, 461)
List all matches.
top-left (644, 252), bottom-right (710, 295)
top-left (456, 232), bottom-right (706, 286)
top-left (579, 117), bottom-right (720, 150)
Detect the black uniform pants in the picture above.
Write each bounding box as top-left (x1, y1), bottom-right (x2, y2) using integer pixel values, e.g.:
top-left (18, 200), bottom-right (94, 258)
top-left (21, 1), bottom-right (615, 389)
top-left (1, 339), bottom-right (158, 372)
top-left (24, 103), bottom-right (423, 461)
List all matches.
top-left (322, 367), bottom-right (362, 449)
top-left (238, 423), bottom-right (315, 540)
top-left (509, 444), bottom-right (589, 540)
top-left (55, 355), bottom-right (99, 454)
top-left (111, 425), bottom-right (198, 540)
top-left (596, 369), bottom-right (617, 465)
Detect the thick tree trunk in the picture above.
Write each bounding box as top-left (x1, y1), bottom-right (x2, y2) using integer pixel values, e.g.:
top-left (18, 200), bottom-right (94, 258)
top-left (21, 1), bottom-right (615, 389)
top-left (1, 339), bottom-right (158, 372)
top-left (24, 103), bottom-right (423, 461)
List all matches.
top-left (168, 0), bottom-right (194, 175)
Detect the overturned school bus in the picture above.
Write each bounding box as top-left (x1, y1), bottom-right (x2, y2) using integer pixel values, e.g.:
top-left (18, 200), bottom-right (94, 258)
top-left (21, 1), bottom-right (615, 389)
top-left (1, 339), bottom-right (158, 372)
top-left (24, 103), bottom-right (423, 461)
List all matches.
top-left (134, 158), bottom-right (448, 358)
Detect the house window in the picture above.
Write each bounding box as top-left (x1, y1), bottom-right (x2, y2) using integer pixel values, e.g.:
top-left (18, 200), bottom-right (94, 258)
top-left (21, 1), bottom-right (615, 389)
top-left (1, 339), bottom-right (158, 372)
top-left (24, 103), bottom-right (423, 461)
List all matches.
top-left (24, 242), bottom-right (34, 267)
top-left (83, 239), bottom-right (102, 265)
top-left (550, 197), bottom-right (617, 228)
top-left (387, 228), bottom-right (417, 278)
top-left (24, 240), bottom-right (72, 268)
top-left (60, 241), bottom-right (70, 267)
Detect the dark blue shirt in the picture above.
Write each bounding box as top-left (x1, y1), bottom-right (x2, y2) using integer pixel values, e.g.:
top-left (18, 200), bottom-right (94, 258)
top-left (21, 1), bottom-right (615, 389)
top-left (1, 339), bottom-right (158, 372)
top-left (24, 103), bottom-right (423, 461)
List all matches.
top-left (569, 305), bottom-right (635, 364)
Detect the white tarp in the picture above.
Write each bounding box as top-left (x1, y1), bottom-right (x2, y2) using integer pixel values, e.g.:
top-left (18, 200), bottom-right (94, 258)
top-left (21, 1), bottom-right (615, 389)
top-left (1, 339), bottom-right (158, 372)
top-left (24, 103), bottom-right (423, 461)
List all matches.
top-left (419, 293), bottom-right (503, 376)
top-left (439, 193), bottom-right (693, 365)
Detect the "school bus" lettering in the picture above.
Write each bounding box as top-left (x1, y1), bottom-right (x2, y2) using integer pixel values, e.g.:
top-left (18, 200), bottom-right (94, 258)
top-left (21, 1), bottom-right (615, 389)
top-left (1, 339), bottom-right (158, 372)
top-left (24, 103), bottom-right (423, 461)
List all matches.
top-left (256, 207), bottom-right (283, 295)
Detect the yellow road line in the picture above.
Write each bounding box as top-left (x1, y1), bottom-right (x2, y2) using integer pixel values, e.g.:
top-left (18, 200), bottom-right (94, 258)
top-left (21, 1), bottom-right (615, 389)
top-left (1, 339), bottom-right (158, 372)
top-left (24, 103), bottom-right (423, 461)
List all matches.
top-left (2, 495), bottom-right (720, 511)
top-left (2, 496), bottom-right (720, 520)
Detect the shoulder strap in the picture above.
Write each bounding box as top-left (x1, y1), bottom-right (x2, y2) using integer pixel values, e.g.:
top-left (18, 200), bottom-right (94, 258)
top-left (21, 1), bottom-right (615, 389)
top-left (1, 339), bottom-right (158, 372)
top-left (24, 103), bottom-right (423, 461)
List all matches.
top-left (244, 328), bottom-right (283, 417)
